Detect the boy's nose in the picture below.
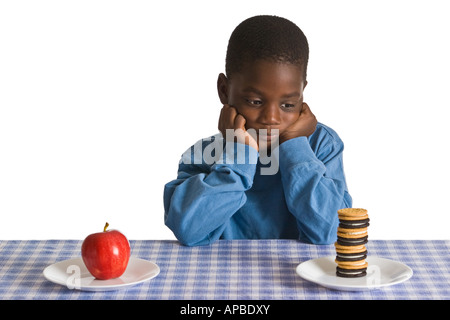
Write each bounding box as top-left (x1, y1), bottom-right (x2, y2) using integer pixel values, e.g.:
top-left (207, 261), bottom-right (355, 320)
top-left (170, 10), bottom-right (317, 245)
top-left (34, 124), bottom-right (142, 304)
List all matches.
top-left (259, 103), bottom-right (281, 125)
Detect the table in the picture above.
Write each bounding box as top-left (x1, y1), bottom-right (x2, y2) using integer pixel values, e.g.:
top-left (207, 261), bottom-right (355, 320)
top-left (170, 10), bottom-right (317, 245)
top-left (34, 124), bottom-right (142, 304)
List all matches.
top-left (0, 239), bottom-right (449, 300)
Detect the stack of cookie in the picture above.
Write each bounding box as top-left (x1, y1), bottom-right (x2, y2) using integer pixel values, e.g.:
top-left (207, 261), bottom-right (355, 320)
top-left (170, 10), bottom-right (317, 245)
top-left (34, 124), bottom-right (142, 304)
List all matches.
top-left (335, 208), bottom-right (370, 278)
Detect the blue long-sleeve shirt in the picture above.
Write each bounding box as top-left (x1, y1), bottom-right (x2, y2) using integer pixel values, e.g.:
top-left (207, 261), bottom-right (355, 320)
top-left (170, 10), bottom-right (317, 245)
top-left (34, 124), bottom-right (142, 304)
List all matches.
top-left (163, 122), bottom-right (352, 246)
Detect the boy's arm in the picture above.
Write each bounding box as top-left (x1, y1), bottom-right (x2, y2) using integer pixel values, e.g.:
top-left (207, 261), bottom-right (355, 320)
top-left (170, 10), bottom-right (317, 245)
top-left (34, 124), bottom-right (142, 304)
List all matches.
top-left (278, 130), bottom-right (352, 244)
top-left (164, 104), bottom-right (258, 246)
top-left (163, 142), bottom-right (258, 246)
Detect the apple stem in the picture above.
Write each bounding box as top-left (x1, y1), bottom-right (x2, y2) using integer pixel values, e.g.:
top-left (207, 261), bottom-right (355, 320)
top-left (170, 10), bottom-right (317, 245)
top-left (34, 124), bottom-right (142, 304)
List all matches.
top-left (103, 222), bottom-right (109, 232)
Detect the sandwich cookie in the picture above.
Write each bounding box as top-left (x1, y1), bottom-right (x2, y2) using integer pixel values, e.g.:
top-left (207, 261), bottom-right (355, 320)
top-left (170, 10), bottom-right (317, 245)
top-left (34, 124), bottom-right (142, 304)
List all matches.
top-left (337, 236), bottom-right (368, 246)
top-left (335, 250), bottom-right (368, 262)
top-left (335, 208), bottom-right (370, 278)
top-left (334, 243), bottom-right (368, 261)
top-left (339, 218), bottom-right (370, 229)
top-left (335, 259), bottom-right (369, 278)
top-left (337, 227), bottom-right (369, 246)
top-left (337, 227), bottom-right (368, 238)
top-left (337, 208), bottom-right (369, 221)
top-left (334, 243), bottom-right (366, 253)
top-left (335, 259), bottom-right (368, 269)
top-left (336, 267), bottom-right (368, 278)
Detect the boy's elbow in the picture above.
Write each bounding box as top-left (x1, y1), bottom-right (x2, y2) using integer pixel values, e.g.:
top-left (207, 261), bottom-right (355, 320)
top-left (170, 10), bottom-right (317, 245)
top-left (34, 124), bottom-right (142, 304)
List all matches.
top-left (171, 227), bottom-right (208, 247)
top-left (299, 220), bottom-right (338, 245)
top-left (178, 237), bottom-right (209, 247)
top-left (164, 216), bottom-right (210, 247)
top-left (313, 234), bottom-right (337, 245)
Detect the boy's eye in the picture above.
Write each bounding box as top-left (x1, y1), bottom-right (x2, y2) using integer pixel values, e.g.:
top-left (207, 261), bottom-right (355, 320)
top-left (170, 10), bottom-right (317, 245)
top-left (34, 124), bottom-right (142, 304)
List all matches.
top-left (281, 103), bottom-right (296, 109)
top-left (245, 99), bottom-right (263, 106)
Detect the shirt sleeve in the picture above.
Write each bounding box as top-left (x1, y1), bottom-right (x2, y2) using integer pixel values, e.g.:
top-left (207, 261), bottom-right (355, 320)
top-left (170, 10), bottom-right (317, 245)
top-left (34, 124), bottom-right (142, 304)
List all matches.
top-left (163, 140), bottom-right (258, 246)
top-left (277, 131), bottom-right (352, 245)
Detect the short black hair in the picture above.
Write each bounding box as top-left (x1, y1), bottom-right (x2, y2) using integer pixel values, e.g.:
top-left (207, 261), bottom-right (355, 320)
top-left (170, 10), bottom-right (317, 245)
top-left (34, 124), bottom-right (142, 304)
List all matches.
top-left (225, 15), bottom-right (309, 80)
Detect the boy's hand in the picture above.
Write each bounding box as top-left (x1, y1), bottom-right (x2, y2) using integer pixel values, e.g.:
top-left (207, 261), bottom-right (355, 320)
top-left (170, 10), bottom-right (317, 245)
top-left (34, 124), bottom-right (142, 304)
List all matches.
top-left (279, 102), bottom-right (317, 144)
top-left (218, 104), bottom-right (259, 151)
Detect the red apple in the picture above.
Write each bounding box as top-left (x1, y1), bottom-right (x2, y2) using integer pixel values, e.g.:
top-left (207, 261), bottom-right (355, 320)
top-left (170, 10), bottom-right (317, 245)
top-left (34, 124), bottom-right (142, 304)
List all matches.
top-left (81, 222), bottom-right (130, 280)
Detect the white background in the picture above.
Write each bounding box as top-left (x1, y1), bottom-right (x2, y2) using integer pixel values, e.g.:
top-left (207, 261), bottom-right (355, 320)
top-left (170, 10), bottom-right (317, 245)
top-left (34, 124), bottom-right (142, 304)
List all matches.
top-left (1, 0), bottom-right (449, 240)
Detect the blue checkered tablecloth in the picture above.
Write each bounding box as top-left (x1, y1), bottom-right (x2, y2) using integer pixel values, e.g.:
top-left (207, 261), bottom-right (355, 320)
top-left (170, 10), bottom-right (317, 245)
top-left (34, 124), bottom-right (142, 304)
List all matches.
top-left (0, 239), bottom-right (449, 300)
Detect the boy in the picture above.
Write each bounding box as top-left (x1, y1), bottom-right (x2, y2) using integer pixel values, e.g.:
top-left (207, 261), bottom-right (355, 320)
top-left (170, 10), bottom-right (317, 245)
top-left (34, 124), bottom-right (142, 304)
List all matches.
top-left (163, 15), bottom-right (352, 246)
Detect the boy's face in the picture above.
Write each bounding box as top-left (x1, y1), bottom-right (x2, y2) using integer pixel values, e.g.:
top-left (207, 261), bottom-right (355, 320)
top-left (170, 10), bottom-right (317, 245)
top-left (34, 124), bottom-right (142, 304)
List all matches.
top-left (218, 59), bottom-right (307, 146)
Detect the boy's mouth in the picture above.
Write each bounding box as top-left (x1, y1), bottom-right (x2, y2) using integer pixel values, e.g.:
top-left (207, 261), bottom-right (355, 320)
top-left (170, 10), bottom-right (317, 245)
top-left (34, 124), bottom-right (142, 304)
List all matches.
top-left (256, 130), bottom-right (280, 141)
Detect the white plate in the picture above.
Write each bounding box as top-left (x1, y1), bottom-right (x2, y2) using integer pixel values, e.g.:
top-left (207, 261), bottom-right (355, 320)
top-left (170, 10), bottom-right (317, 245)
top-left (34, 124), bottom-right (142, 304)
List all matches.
top-left (296, 256), bottom-right (413, 291)
top-left (43, 257), bottom-right (160, 291)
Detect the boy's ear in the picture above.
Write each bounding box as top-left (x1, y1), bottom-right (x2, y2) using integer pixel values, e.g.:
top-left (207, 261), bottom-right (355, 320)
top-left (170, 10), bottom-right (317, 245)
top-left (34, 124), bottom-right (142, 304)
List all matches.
top-left (217, 73), bottom-right (229, 105)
